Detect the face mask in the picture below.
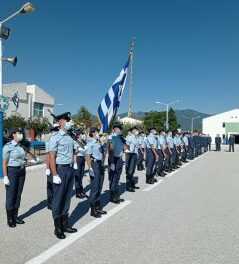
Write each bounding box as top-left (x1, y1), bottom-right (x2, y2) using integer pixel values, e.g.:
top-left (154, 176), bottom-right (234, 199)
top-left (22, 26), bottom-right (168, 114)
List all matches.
top-left (151, 130), bottom-right (156, 135)
top-left (134, 131), bottom-right (139, 136)
top-left (81, 134), bottom-right (86, 141)
top-left (64, 120), bottom-right (73, 131)
top-left (16, 133), bottom-right (23, 142)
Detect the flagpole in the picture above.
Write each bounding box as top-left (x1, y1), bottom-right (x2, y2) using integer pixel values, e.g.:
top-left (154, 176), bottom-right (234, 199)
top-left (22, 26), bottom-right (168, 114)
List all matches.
top-left (128, 37), bottom-right (135, 118)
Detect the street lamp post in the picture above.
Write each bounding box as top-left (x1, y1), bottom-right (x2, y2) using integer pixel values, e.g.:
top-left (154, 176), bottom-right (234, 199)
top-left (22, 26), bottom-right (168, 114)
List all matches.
top-left (0, 2), bottom-right (35, 179)
top-left (155, 100), bottom-right (180, 131)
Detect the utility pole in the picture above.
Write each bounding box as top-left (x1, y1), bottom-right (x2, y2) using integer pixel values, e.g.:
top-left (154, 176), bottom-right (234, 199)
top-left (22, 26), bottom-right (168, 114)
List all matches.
top-left (128, 37), bottom-right (135, 118)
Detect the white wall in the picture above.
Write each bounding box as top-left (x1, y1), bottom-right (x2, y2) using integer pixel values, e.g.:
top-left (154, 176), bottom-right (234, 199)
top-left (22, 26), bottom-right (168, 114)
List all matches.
top-left (203, 109), bottom-right (239, 142)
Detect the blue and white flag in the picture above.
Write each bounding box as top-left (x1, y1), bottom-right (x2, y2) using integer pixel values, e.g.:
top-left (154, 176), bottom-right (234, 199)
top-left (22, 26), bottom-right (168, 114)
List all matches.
top-left (98, 57), bottom-right (130, 132)
top-left (12, 91), bottom-right (20, 110)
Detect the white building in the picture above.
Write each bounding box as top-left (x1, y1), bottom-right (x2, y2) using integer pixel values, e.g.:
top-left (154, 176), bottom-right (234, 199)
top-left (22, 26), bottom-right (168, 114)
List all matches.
top-left (203, 109), bottom-right (239, 143)
top-left (3, 82), bottom-right (55, 123)
top-left (119, 116), bottom-right (143, 126)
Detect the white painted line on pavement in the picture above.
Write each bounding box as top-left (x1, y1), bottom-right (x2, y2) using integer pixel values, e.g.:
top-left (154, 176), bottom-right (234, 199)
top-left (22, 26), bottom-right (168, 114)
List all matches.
top-left (25, 200), bottom-right (132, 264)
top-left (143, 179), bottom-right (164, 192)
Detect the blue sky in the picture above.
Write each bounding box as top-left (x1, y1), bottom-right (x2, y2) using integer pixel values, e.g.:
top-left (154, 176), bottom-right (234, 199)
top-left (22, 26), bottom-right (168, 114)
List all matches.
top-left (2, 0), bottom-right (239, 115)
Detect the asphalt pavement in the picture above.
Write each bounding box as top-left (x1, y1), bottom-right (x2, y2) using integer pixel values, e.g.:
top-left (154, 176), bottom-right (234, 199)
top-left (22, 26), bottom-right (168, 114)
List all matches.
top-left (0, 149), bottom-right (239, 264)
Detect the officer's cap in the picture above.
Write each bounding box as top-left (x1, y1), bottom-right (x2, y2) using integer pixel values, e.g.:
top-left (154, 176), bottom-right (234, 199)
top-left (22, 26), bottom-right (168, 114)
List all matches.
top-left (9, 128), bottom-right (22, 136)
top-left (55, 112), bottom-right (71, 121)
top-left (89, 127), bottom-right (99, 134)
top-left (149, 127), bottom-right (156, 132)
top-left (113, 123), bottom-right (122, 130)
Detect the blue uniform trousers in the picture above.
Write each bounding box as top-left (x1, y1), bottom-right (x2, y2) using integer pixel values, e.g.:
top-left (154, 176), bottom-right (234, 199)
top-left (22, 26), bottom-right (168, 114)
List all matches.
top-left (146, 149), bottom-right (155, 180)
top-left (156, 149), bottom-right (164, 174)
top-left (125, 153), bottom-right (137, 187)
top-left (52, 165), bottom-right (74, 220)
top-left (5, 167), bottom-right (26, 210)
top-left (75, 156), bottom-right (85, 195)
top-left (47, 173), bottom-right (53, 208)
top-left (137, 149), bottom-right (144, 170)
top-left (170, 148), bottom-right (176, 167)
top-left (89, 160), bottom-right (104, 207)
top-left (109, 157), bottom-right (123, 195)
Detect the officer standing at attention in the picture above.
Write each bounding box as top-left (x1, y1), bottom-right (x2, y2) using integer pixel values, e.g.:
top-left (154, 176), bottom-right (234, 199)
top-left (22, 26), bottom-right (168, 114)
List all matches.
top-left (108, 123), bottom-right (126, 203)
top-left (74, 131), bottom-right (88, 199)
top-left (45, 123), bottom-right (60, 210)
top-left (215, 134), bottom-right (222, 151)
top-left (125, 127), bottom-right (140, 192)
top-left (86, 127), bottom-right (107, 218)
top-left (166, 131), bottom-right (176, 170)
top-left (228, 134), bottom-right (235, 152)
top-left (48, 112), bottom-right (77, 239)
top-left (3, 128), bottom-right (26, 228)
top-left (137, 131), bottom-right (145, 171)
top-left (145, 128), bottom-right (158, 184)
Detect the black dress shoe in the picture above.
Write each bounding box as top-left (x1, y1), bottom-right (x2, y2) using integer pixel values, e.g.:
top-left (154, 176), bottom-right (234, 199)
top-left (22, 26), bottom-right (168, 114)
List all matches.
top-left (16, 218), bottom-right (25, 225)
top-left (64, 227), bottom-right (77, 233)
top-left (153, 178), bottom-right (158, 183)
top-left (132, 185), bottom-right (140, 190)
top-left (90, 207), bottom-right (101, 218)
top-left (146, 179), bottom-right (154, 184)
top-left (96, 208), bottom-right (107, 215)
top-left (126, 187), bottom-right (135, 192)
top-left (54, 218), bottom-right (66, 239)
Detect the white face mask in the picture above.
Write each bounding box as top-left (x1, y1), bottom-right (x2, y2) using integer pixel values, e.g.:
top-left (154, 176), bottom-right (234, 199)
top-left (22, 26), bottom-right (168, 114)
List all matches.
top-left (81, 134), bottom-right (86, 141)
top-left (64, 120), bottom-right (73, 131)
top-left (134, 130), bottom-right (139, 136)
top-left (16, 133), bottom-right (23, 142)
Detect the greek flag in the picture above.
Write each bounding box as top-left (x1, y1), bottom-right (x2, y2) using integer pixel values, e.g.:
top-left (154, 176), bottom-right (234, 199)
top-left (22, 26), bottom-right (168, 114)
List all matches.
top-left (12, 91), bottom-right (20, 110)
top-left (98, 57), bottom-right (130, 132)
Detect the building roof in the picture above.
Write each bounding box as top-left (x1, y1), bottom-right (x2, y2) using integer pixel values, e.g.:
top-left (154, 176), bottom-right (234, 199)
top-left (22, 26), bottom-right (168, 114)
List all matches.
top-left (203, 108), bottom-right (239, 121)
top-left (120, 117), bottom-right (143, 125)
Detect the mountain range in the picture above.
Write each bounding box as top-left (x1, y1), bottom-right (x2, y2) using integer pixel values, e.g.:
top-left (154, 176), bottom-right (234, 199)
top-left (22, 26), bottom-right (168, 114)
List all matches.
top-left (119, 109), bottom-right (211, 131)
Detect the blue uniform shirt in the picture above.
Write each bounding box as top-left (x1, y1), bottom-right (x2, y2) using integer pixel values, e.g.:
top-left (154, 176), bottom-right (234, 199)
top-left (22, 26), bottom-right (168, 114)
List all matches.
top-left (145, 134), bottom-right (157, 149)
top-left (167, 136), bottom-right (174, 149)
top-left (86, 138), bottom-right (103, 160)
top-left (126, 134), bottom-right (139, 154)
top-left (111, 134), bottom-right (124, 157)
top-left (3, 140), bottom-right (26, 167)
top-left (48, 129), bottom-right (75, 165)
top-left (183, 136), bottom-right (189, 146)
top-left (157, 135), bottom-right (166, 150)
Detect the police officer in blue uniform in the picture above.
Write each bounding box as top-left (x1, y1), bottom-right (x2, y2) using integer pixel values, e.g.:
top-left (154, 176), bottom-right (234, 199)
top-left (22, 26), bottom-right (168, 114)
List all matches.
top-left (156, 131), bottom-right (166, 176)
top-left (45, 123), bottom-right (60, 210)
top-left (74, 130), bottom-right (88, 199)
top-left (108, 123), bottom-right (126, 203)
top-left (137, 131), bottom-right (145, 171)
top-left (48, 112), bottom-right (77, 239)
top-left (166, 131), bottom-right (176, 170)
top-left (125, 127), bottom-right (140, 192)
top-left (3, 128), bottom-right (26, 228)
top-left (86, 127), bottom-right (107, 218)
top-left (145, 128), bottom-right (158, 184)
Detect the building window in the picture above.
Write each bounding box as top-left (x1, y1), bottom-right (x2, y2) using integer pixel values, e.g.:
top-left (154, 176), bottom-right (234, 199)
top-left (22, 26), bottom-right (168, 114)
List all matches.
top-left (33, 102), bottom-right (43, 117)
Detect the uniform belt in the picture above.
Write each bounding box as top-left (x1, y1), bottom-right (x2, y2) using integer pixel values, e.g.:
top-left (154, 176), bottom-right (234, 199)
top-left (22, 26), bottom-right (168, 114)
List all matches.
top-left (8, 166), bottom-right (25, 169)
top-left (56, 164), bottom-right (72, 167)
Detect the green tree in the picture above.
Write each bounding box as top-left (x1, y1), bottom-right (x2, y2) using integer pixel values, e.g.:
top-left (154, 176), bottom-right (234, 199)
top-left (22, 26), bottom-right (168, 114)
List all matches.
top-left (27, 117), bottom-right (50, 137)
top-left (168, 107), bottom-right (179, 131)
top-left (4, 115), bottom-right (27, 131)
top-left (73, 106), bottom-right (93, 128)
top-left (143, 111), bottom-right (165, 131)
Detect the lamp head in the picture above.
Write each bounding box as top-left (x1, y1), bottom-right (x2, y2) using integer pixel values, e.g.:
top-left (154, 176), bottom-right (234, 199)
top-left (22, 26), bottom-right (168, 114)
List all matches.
top-left (20, 2), bottom-right (35, 14)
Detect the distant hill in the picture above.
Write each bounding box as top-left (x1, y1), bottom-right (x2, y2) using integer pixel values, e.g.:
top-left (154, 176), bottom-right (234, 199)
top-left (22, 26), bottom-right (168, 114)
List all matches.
top-left (119, 109), bottom-right (211, 131)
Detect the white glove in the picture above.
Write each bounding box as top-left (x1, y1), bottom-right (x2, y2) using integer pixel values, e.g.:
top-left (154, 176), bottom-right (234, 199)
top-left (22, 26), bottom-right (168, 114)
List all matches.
top-left (3, 176), bottom-right (10, 186)
top-left (89, 168), bottom-right (94, 178)
top-left (45, 168), bottom-right (51, 176)
top-left (53, 175), bottom-right (62, 184)
top-left (73, 163), bottom-right (78, 170)
top-left (110, 164), bottom-right (115, 171)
